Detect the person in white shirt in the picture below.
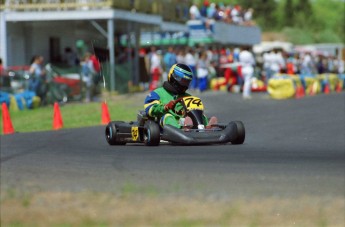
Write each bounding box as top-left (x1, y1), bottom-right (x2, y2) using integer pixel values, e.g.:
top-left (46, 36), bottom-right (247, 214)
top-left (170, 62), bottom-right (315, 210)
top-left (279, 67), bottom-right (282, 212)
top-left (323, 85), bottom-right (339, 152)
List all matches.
top-left (149, 47), bottom-right (162, 90)
top-left (189, 4), bottom-right (201, 20)
top-left (301, 52), bottom-right (313, 75)
top-left (239, 46), bottom-right (255, 99)
top-left (263, 51), bottom-right (272, 84)
top-left (185, 48), bottom-right (198, 90)
top-left (176, 48), bottom-right (186, 64)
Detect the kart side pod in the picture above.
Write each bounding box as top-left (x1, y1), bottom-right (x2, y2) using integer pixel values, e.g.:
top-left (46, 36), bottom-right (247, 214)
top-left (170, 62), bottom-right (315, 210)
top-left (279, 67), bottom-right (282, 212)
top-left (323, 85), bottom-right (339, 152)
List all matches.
top-left (105, 120), bottom-right (245, 146)
top-left (160, 121), bottom-right (245, 145)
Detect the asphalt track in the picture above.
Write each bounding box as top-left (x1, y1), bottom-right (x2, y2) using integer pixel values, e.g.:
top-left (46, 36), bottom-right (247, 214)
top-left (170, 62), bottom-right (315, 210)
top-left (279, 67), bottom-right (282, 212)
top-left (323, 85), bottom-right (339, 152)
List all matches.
top-left (1, 92), bottom-right (344, 199)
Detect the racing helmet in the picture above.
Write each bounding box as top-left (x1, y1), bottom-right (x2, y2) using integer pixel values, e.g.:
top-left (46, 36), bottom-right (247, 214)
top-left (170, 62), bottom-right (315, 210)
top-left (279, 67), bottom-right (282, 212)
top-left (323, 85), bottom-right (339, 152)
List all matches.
top-left (168, 63), bottom-right (193, 94)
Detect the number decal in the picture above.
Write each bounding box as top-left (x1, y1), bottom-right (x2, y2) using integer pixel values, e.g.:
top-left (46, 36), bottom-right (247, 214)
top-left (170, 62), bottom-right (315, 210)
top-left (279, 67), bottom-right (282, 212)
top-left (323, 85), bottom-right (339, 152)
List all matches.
top-left (184, 97), bottom-right (194, 107)
top-left (182, 96), bottom-right (204, 111)
top-left (131, 127), bottom-right (139, 141)
top-left (192, 99), bottom-right (202, 107)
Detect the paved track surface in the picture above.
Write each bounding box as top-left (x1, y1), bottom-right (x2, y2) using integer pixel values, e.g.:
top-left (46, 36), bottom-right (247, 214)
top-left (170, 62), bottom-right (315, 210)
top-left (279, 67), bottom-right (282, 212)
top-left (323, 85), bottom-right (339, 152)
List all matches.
top-left (1, 92), bottom-right (344, 199)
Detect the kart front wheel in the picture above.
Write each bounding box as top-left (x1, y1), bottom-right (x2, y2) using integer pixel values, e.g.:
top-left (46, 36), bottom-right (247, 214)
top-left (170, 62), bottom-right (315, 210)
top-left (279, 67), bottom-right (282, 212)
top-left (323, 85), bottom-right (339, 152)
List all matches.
top-left (231, 121), bottom-right (245, 144)
top-left (144, 120), bottom-right (160, 146)
top-left (105, 121), bottom-right (126, 145)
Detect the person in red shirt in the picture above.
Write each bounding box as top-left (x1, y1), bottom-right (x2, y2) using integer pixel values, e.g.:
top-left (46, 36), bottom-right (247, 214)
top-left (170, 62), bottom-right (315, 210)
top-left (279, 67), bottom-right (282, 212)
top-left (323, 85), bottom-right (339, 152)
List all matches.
top-left (0, 58), bottom-right (5, 75)
top-left (90, 54), bottom-right (101, 73)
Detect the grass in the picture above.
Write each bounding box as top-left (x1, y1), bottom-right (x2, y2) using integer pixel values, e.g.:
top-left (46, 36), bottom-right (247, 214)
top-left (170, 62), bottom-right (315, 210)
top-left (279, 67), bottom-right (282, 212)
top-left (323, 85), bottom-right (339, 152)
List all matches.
top-left (1, 93), bottom-right (145, 134)
top-left (1, 190), bottom-right (344, 227)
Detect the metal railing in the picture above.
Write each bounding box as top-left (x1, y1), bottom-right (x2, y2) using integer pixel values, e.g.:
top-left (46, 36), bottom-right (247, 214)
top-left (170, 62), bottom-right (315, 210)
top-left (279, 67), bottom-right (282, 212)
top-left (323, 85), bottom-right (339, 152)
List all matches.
top-left (0, 0), bottom-right (112, 11)
top-left (0, 0), bottom-right (191, 22)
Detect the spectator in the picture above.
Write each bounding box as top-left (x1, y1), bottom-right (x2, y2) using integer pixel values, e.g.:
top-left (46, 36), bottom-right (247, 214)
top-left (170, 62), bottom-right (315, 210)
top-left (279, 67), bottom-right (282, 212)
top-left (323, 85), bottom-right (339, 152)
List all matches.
top-left (337, 57), bottom-right (344, 74)
top-left (197, 51), bottom-right (209, 92)
top-left (286, 53), bottom-right (298, 75)
top-left (28, 55), bottom-right (46, 101)
top-left (301, 52), bottom-right (313, 75)
top-left (176, 48), bottom-right (186, 64)
top-left (80, 53), bottom-right (94, 102)
top-left (63, 47), bottom-right (79, 67)
top-left (149, 46), bottom-right (162, 91)
top-left (213, 4), bottom-right (223, 21)
top-left (231, 5), bottom-right (242, 25)
top-left (163, 46), bottom-right (177, 81)
top-left (207, 3), bottom-right (216, 19)
top-left (0, 58), bottom-right (5, 75)
top-left (233, 47), bottom-right (240, 62)
top-left (89, 53), bottom-right (102, 87)
top-left (200, 0), bottom-right (209, 18)
top-left (239, 46), bottom-right (255, 99)
top-left (185, 48), bottom-right (197, 90)
top-left (189, 3), bottom-right (201, 20)
top-left (262, 51), bottom-right (272, 83)
top-left (270, 49), bottom-right (285, 76)
top-left (327, 56), bottom-right (336, 73)
top-left (316, 55), bottom-right (326, 74)
top-left (243, 8), bottom-right (254, 26)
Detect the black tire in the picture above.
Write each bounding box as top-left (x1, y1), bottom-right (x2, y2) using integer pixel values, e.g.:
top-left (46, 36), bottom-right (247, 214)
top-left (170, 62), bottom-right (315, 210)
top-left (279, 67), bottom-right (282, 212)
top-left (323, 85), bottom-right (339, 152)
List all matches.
top-left (143, 120), bottom-right (160, 146)
top-left (231, 121), bottom-right (245, 144)
top-left (105, 121), bottom-right (126, 145)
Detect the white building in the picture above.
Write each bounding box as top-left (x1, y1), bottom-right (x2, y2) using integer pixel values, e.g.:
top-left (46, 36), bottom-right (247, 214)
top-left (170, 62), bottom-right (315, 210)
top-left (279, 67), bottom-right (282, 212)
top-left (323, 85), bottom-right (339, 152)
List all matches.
top-left (0, 0), bottom-right (261, 91)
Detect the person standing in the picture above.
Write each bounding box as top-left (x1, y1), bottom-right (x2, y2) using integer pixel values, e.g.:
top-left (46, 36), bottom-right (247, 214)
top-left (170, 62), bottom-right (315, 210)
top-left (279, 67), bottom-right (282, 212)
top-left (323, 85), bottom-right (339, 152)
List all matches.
top-left (80, 53), bottom-right (94, 102)
top-left (176, 48), bottom-right (186, 64)
top-left (0, 58), bottom-right (5, 75)
top-left (189, 3), bottom-right (201, 19)
top-left (163, 46), bottom-right (177, 82)
top-left (149, 46), bottom-right (162, 91)
top-left (29, 55), bottom-right (46, 101)
top-left (262, 51), bottom-right (272, 84)
top-left (197, 51), bottom-right (209, 92)
top-left (185, 48), bottom-right (197, 90)
top-left (239, 46), bottom-right (255, 99)
top-left (62, 47), bottom-right (79, 67)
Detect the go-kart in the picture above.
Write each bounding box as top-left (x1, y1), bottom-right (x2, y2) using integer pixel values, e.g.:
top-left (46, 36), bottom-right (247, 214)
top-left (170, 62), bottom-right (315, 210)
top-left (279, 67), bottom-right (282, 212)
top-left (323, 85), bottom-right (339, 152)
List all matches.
top-left (105, 96), bottom-right (245, 146)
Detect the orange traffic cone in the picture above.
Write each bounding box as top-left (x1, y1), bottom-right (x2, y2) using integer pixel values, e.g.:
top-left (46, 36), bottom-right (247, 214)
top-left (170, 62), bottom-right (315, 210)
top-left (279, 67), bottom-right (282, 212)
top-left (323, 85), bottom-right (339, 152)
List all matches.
top-left (295, 85), bottom-right (305, 99)
top-left (309, 81), bottom-right (317, 96)
top-left (1, 103), bottom-right (15, 134)
top-left (324, 83), bottom-right (330, 94)
top-left (53, 102), bottom-right (63, 130)
top-left (101, 101), bottom-right (111, 125)
top-left (335, 81), bottom-right (342, 93)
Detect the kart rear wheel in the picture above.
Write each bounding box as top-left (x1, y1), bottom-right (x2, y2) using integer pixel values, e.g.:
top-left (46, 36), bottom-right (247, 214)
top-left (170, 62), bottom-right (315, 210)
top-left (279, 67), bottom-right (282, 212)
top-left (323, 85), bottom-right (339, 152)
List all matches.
top-left (105, 121), bottom-right (126, 145)
top-left (231, 121), bottom-right (245, 144)
top-left (144, 120), bottom-right (160, 146)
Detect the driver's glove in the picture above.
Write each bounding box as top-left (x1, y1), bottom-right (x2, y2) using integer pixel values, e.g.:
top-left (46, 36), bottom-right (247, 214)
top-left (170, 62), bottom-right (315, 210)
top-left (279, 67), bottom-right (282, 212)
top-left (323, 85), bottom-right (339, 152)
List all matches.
top-left (164, 97), bottom-right (183, 111)
top-left (164, 100), bottom-right (178, 111)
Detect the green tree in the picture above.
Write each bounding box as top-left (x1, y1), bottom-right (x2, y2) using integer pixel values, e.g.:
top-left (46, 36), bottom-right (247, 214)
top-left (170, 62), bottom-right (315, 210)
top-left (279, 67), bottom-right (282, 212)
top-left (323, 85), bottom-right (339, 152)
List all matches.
top-left (284, 0), bottom-right (294, 27)
top-left (238, 0), bottom-right (278, 30)
top-left (294, 0), bottom-right (314, 28)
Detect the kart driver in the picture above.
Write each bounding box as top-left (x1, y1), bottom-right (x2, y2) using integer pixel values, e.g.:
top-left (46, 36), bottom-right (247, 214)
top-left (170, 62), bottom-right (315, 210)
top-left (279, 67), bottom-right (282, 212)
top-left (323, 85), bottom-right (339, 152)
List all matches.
top-left (144, 63), bottom-right (217, 128)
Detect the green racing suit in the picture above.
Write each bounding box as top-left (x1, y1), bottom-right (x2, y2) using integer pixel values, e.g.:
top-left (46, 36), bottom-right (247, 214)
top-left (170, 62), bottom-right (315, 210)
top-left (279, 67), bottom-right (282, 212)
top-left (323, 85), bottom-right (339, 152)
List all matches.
top-left (144, 82), bottom-right (208, 128)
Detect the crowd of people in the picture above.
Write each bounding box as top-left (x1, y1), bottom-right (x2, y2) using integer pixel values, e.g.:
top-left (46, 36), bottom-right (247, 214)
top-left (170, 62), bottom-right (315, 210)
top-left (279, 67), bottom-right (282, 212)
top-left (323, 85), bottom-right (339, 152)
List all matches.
top-left (2, 43), bottom-right (344, 103)
top-left (189, 0), bottom-right (255, 26)
top-left (0, 47), bottom-right (102, 105)
top-left (140, 44), bottom-right (344, 99)
top-left (141, 45), bottom-right (256, 99)
top-left (261, 49), bottom-right (345, 81)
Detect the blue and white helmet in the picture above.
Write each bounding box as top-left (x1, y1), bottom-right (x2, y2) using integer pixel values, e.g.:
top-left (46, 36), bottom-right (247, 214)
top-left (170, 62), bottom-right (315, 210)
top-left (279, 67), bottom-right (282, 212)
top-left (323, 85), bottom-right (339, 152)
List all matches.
top-left (168, 63), bottom-right (193, 94)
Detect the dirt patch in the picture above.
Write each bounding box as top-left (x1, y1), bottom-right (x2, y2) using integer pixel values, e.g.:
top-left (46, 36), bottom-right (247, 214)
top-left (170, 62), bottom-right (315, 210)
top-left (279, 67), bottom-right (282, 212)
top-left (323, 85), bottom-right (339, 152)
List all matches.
top-left (1, 191), bottom-right (344, 226)
top-left (262, 32), bottom-right (288, 42)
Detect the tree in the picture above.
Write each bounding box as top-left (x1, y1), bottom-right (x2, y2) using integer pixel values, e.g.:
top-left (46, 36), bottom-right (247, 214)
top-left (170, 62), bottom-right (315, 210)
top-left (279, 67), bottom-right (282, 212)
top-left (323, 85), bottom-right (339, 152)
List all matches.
top-left (294, 0), bottom-right (314, 28)
top-left (238, 0), bottom-right (278, 30)
top-left (284, 0), bottom-right (294, 27)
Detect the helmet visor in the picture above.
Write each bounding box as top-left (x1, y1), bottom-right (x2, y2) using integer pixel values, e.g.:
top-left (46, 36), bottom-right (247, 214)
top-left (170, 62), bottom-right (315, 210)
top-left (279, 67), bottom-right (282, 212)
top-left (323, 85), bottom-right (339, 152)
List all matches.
top-left (172, 70), bottom-right (192, 87)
